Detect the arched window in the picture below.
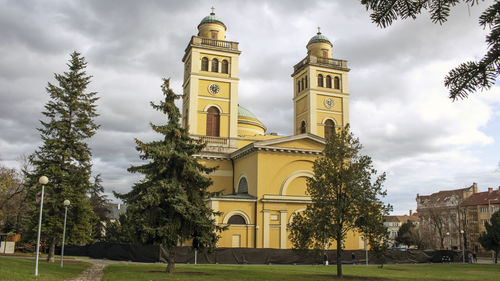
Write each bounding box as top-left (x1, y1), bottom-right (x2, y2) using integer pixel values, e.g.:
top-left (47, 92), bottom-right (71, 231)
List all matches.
top-left (334, 76), bottom-right (340, 89)
top-left (324, 119), bottom-right (335, 140)
top-left (317, 74), bottom-right (323, 87)
top-left (228, 215), bottom-right (246, 225)
top-left (221, 60), bottom-right (229, 74)
top-left (211, 58), bottom-right (219, 72)
top-left (322, 49), bottom-right (328, 57)
top-left (305, 76), bottom-right (308, 88)
top-left (201, 57), bottom-right (208, 71)
top-left (238, 177), bottom-right (248, 194)
top-left (206, 106), bottom-right (220, 137)
top-left (300, 120), bottom-right (306, 134)
top-left (326, 75), bottom-right (332, 88)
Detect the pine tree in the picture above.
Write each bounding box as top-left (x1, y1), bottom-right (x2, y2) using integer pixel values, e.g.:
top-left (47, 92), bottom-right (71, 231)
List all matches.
top-left (288, 125), bottom-right (390, 278)
top-left (118, 78), bottom-right (221, 273)
top-left (89, 174), bottom-right (110, 241)
top-left (478, 210), bottom-right (500, 264)
top-left (25, 52), bottom-right (99, 262)
top-left (360, 0), bottom-right (500, 100)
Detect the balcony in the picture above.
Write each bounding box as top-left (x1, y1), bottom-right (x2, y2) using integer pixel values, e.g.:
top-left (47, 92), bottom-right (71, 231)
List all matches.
top-left (187, 36), bottom-right (240, 52)
top-left (191, 135), bottom-right (237, 153)
top-left (293, 55), bottom-right (349, 74)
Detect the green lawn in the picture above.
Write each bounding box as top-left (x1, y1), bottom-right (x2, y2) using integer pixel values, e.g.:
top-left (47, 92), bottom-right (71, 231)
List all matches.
top-left (103, 263), bottom-right (500, 281)
top-left (0, 257), bottom-right (90, 281)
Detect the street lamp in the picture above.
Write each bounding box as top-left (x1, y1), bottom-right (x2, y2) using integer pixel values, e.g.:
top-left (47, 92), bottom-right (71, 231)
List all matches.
top-left (60, 199), bottom-right (70, 268)
top-left (361, 236), bottom-right (368, 266)
top-left (446, 232), bottom-right (450, 250)
top-left (460, 230), bottom-right (465, 263)
top-left (35, 176), bottom-right (48, 276)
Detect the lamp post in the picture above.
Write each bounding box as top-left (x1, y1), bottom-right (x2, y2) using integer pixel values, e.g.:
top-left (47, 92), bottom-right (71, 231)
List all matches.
top-left (361, 236), bottom-right (368, 266)
top-left (60, 200), bottom-right (70, 268)
top-left (460, 230), bottom-right (465, 263)
top-left (35, 176), bottom-right (48, 276)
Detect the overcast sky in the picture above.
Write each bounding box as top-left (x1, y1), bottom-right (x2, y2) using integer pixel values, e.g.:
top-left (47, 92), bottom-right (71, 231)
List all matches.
top-left (1, 0), bottom-right (499, 214)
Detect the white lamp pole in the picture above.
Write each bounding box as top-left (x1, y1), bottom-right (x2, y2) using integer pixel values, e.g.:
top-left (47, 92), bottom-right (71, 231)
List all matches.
top-left (460, 230), bottom-right (465, 263)
top-left (60, 199), bottom-right (70, 268)
top-left (446, 232), bottom-right (450, 250)
top-left (35, 176), bottom-right (49, 276)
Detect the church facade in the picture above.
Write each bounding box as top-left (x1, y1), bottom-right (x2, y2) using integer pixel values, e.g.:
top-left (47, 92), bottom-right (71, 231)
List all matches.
top-left (181, 11), bottom-right (362, 250)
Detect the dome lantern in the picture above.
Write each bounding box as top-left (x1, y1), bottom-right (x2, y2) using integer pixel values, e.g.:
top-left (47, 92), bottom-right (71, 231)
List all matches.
top-left (306, 27), bottom-right (333, 58)
top-left (198, 7), bottom-right (227, 40)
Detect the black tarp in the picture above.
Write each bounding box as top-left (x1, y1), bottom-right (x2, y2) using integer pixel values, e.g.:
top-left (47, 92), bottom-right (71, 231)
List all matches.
top-left (62, 243), bottom-right (454, 265)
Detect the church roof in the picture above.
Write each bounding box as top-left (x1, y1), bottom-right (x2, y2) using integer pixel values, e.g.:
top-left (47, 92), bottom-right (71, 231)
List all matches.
top-left (238, 105), bottom-right (266, 130)
top-left (199, 13), bottom-right (227, 29)
top-left (307, 32), bottom-right (332, 46)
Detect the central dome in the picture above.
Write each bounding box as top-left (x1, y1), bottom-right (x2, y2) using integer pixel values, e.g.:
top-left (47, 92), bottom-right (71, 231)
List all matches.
top-left (238, 105), bottom-right (266, 136)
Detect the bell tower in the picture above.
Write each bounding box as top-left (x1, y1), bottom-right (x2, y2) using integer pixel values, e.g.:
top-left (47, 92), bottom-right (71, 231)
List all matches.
top-left (182, 8), bottom-right (241, 143)
top-left (291, 28), bottom-right (350, 139)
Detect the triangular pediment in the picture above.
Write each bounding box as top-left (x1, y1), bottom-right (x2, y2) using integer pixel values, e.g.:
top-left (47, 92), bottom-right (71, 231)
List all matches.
top-left (254, 133), bottom-right (325, 151)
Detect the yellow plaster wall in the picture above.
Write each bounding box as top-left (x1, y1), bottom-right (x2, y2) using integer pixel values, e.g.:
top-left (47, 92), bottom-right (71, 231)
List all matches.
top-left (295, 95), bottom-right (308, 115)
top-left (234, 153), bottom-right (258, 196)
top-left (307, 42), bottom-right (332, 58)
top-left (269, 226), bottom-right (281, 249)
top-left (259, 154), bottom-right (316, 197)
top-left (198, 23), bottom-right (226, 40)
top-left (199, 79), bottom-right (230, 99)
top-left (199, 159), bottom-right (233, 194)
top-left (197, 99), bottom-right (230, 112)
top-left (216, 200), bottom-right (255, 248)
top-left (316, 95), bottom-right (343, 112)
top-left (286, 177), bottom-right (309, 196)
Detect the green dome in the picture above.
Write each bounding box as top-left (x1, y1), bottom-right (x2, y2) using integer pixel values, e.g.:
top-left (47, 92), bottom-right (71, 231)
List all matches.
top-left (198, 13), bottom-right (227, 29)
top-left (307, 32), bottom-right (332, 46)
top-left (238, 105), bottom-right (258, 120)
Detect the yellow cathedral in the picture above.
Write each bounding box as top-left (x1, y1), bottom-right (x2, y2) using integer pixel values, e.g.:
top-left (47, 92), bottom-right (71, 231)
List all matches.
top-left (181, 10), bottom-right (362, 250)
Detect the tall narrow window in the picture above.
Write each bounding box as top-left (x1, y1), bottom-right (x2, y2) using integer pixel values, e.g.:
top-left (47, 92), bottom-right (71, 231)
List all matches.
top-left (300, 120), bottom-right (306, 134)
top-left (317, 74), bottom-right (323, 87)
top-left (301, 78), bottom-right (305, 91)
top-left (238, 177), bottom-right (248, 194)
top-left (297, 80), bottom-right (300, 94)
top-left (305, 76), bottom-right (308, 88)
top-left (322, 49), bottom-right (328, 57)
top-left (211, 30), bottom-right (218, 40)
top-left (206, 106), bottom-right (220, 137)
top-left (221, 60), bottom-right (229, 74)
top-left (201, 57), bottom-right (209, 71)
top-left (324, 119), bottom-right (335, 140)
top-left (326, 75), bottom-right (332, 88)
top-left (334, 76), bottom-right (340, 89)
top-left (211, 58), bottom-right (219, 72)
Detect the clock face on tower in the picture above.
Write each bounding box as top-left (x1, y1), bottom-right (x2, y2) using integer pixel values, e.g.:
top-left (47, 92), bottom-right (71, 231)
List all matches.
top-left (208, 83), bottom-right (220, 95)
top-left (324, 98), bottom-right (334, 108)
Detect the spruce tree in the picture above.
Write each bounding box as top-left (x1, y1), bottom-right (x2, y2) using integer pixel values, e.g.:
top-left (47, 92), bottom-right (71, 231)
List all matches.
top-left (288, 125), bottom-right (390, 278)
top-left (25, 52), bottom-right (99, 262)
top-left (119, 78), bottom-right (221, 273)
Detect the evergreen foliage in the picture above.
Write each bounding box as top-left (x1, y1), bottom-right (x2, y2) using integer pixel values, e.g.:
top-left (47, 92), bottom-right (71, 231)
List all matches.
top-left (395, 220), bottom-right (417, 248)
top-left (118, 78), bottom-right (222, 273)
top-left (288, 125), bottom-right (390, 278)
top-left (478, 210), bottom-right (500, 264)
top-left (360, 0), bottom-right (500, 100)
top-left (89, 174), bottom-right (110, 241)
top-left (25, 52), bottom-right (99, 262)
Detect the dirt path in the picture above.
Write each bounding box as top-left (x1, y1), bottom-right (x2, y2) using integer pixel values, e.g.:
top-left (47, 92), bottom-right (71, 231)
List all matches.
top-left (67, 262), bottom-right (106, 281)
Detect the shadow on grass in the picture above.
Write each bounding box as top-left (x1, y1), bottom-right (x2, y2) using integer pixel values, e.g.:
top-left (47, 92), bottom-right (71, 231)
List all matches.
top-left (305, 274), bottom-right (386, 280)
top-left (148, 270), bottom-right (212, 275)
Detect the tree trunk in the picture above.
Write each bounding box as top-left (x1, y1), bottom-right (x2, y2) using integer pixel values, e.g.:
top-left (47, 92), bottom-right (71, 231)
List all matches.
top-left (166, 248), bottom-right (176, 273)
top-left (336, 239), bottom-right (342, 278)
top-left (46, 237), bottom-right (56, 262)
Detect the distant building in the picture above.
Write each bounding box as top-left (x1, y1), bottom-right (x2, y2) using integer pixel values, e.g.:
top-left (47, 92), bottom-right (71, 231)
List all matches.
top-left (104, 203), bottom-right (127, 222)
top-left (416, 183), bottom-right (477, 250)
top-left (460, 187), bottom-right (500, 253)
top-left (384, 210), bottom-right (419, 247)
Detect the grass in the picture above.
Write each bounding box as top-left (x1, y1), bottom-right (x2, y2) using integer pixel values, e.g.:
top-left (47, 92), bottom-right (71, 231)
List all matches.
top-left (103, 263), bottom-right (500, 281)
top-left (0, 257), bottom-right (90, 281)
